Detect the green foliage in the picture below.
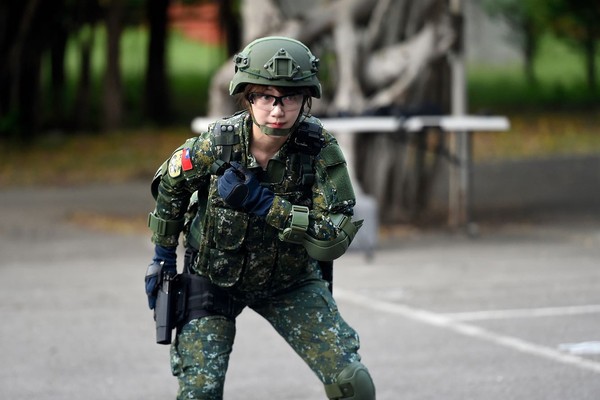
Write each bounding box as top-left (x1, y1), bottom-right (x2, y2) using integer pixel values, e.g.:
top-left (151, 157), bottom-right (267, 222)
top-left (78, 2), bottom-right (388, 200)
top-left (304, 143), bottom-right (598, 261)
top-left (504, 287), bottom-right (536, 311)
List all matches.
top-left (468, 34), bottom-right (600, 111)
top-left (40, 26), bottom-right (226, 129)
top-left (535, 0), bottom-right (600, 40)
top-left (167, 32), bottom-right (227, 121)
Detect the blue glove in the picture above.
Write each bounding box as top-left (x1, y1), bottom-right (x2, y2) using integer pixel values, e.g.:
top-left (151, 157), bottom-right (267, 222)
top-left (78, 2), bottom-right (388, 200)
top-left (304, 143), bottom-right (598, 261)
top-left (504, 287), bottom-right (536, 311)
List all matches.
top-left (217, 163), bottom-right (275, 217)
top-left (145, 245), bottom-right (177, 309)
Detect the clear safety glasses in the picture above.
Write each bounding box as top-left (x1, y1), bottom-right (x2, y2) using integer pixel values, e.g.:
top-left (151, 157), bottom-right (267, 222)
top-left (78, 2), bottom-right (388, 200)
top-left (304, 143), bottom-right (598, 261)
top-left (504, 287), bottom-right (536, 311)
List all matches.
top-left (248, 93), bottom-right (305, 111)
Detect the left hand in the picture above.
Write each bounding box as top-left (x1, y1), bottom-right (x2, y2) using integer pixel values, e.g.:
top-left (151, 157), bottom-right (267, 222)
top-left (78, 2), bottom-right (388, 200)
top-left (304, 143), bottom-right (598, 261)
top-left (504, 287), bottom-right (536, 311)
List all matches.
top-left (145, 245), bottom-right (177, 309)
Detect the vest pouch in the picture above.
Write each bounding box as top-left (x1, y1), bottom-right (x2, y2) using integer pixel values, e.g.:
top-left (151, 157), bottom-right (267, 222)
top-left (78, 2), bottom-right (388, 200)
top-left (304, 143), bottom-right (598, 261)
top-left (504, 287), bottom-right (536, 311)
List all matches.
top-left (208, 208), bottom-right (248, 287)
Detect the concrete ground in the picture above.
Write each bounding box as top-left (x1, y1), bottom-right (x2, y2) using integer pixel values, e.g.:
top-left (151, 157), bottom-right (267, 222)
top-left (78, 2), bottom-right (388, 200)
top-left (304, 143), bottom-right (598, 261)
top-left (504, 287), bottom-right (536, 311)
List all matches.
top-left (1, 173), bottom-right (600, 399)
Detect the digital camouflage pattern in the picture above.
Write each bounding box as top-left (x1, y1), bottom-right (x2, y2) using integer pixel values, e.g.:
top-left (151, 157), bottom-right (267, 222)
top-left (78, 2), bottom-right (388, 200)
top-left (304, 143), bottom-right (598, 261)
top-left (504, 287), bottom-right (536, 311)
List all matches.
top-left (152, 111), bottom-right (356, 292)
top-left (169, 280), bottom-right (361, 399)
top-left (151, 111), bottom-right (363, 398)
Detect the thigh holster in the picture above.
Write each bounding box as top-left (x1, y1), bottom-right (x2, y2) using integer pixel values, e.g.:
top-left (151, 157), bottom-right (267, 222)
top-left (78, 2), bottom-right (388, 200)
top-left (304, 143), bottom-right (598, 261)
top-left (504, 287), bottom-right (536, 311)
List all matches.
top-left (175, 273), bottom-right (239, 329)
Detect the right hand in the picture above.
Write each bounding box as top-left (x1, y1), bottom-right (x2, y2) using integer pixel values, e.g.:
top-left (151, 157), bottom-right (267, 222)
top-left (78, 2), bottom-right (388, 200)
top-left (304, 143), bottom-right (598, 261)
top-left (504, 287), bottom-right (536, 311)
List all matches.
top-left (217, 162), bottom-right (249, 208)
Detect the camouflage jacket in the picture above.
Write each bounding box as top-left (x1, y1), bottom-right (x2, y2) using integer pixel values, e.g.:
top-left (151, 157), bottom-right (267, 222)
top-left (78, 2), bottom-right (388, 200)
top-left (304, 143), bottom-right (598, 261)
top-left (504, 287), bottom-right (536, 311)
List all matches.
top-left (151, 111), bottom-right (356, 293)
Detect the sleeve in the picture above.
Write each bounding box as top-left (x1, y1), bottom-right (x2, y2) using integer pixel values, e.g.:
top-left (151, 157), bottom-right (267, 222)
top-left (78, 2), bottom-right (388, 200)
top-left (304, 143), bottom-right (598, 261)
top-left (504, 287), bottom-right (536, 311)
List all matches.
top-left (149, 132), bottom-right (216, 247)
top-left (266, 131), bottom-right (363, 261)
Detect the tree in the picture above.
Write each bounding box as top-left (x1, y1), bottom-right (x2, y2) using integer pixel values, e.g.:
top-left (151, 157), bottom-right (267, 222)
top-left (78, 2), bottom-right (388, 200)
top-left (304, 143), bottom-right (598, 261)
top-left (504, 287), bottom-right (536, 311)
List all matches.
top-left (0, 0), bottom-right (60, 138)
top-left (103, 0), bottom-right (125, 131)
top-left (207, 0), bottom-right (456, 223)
top-left (0, 0), bottom-right (131, 136)
top-left (482, 0), bottom-right (540, 84)
top-left (535, 0), bottom-right (600, 92)
top-left (71, 0), bottom-right (102, 131)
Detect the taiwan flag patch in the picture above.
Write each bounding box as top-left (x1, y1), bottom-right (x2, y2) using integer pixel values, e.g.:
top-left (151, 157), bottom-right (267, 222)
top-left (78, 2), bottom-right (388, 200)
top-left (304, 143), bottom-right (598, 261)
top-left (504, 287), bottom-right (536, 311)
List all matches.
top-left (182, 148), bottom-right (193, 171)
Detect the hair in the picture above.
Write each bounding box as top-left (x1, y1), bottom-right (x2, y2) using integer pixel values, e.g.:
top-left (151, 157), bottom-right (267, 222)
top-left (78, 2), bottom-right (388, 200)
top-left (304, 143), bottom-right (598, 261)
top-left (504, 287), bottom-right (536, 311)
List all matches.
top-left (237, 84), bottom-right (313, 114)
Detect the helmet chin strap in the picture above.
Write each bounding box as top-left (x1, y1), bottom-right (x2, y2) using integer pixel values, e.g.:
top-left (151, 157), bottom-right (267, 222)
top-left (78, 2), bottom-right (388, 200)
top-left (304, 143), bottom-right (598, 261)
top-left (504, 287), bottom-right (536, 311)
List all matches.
top-left (257, 123), bottom-right (295, 137)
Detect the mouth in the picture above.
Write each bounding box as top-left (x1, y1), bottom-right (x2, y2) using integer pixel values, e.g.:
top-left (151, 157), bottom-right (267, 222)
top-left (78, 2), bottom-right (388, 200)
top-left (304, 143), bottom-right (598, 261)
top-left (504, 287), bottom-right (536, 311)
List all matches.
top-left (269, 122), bottom-right (286, 128)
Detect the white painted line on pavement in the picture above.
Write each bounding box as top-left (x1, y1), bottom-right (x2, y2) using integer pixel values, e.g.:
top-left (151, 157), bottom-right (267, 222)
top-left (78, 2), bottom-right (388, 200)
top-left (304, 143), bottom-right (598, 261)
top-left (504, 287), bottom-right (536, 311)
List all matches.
top-left (442, 304), bottom-right (600, 322)
top-left (335, 288), bottom-right (600, 375)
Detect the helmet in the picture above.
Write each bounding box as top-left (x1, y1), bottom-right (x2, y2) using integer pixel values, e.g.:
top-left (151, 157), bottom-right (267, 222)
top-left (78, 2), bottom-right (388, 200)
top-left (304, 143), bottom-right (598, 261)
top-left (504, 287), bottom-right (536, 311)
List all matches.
top-left (229, 36), bottom-right (321, 98)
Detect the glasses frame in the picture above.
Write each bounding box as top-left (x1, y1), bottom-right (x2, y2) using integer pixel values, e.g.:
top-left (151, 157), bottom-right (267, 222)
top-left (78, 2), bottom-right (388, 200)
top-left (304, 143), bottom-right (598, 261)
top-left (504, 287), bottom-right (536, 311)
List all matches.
top-left (247, 92), bottom-right (306, 110)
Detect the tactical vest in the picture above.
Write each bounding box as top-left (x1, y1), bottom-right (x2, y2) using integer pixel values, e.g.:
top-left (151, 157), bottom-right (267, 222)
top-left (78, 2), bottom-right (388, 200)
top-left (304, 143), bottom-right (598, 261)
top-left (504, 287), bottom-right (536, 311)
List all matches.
top-left (185, 114), bottom-right (324, 249)
top-left (183, 113), bottom-right (334, 291)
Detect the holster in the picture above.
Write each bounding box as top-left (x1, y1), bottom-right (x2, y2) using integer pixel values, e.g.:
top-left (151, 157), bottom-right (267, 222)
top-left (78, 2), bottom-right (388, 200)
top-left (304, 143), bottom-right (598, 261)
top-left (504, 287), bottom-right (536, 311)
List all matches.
top-left (154, 270), bottom-right (179, 345)
top-left (174, 274), bottom-right (239, 330)
top-left (154, 272), bottom-right (238, 345)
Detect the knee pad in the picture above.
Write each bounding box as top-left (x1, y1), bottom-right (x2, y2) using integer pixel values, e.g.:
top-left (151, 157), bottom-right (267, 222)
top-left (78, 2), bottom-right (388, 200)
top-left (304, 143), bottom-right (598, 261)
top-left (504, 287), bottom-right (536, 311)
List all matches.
top-left (324, 361), bottom-right (376, 400)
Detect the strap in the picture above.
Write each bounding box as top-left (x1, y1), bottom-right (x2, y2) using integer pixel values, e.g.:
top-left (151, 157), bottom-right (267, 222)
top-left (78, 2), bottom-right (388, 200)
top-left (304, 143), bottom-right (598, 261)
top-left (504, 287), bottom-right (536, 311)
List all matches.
top-left (290, 121), bottom-right (324, 156)
top-left (213, 122), bottom-right (240, 164)
top-left (299, 153), bottom-right (315, 186)
top-left (288, 120), bottom-right (323, 190)
top-left (278, 205), bottom-right (310, 244)
top-left (148, 212), bottom-right (185, 236)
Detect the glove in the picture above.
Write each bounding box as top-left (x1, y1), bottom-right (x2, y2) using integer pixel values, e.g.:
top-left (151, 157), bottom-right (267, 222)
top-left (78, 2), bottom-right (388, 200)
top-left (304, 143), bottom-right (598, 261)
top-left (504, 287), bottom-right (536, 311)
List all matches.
top-left (217, 163), bottom-right (274, 217)
top-left (145, 245), bottom-right (177, 309)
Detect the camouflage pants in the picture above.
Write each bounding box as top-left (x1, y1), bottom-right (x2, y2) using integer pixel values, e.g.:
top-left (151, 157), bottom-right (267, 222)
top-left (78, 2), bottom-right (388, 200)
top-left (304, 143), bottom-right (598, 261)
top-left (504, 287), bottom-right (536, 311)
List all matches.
top-left (170, 279), bottom-right (362, 399)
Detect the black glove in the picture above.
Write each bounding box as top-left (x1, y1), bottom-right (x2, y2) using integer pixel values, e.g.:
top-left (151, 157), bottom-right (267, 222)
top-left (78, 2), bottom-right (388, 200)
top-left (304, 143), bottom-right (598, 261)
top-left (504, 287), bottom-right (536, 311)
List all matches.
top-left (217, 163), bottom-right (274, 217)
top-left (145, 245), bottom-right (177, 309)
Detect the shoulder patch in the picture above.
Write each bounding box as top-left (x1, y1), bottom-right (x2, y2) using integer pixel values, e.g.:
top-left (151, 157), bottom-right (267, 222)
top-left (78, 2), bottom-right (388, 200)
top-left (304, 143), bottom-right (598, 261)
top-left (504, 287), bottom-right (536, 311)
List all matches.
top-left (182, 148), bottom-right (193, 171)
top-left (168, 150), bottom-right (183, 177)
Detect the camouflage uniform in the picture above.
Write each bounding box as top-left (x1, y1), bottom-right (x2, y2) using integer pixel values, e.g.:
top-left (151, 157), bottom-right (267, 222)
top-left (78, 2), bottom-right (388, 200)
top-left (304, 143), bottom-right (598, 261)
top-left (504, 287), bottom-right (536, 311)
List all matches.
top-left (151, 111), bottom-right (364, 399)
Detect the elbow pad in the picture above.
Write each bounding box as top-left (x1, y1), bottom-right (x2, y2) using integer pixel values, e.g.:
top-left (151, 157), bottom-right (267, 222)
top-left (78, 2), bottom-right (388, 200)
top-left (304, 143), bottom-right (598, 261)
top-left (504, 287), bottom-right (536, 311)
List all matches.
top-left (303, 214), bottom-right (363, 261)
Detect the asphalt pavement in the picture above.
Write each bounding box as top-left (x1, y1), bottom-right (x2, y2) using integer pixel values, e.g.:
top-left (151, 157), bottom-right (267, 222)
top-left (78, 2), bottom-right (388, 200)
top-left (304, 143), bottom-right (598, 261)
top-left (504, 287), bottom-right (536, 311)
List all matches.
top-left (1, 181), bottom-right (600, 399)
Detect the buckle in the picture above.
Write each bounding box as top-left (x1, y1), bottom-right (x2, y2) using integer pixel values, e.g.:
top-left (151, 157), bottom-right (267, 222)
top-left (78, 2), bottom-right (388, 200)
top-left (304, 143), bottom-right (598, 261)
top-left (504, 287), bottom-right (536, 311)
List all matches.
top-left (279, 205), bottom-right (309, 244)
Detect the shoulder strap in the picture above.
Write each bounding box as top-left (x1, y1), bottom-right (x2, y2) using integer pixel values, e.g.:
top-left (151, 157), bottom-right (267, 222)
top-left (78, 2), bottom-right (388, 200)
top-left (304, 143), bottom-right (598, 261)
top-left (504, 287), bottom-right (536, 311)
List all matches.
top-left (212, 121), bottom-right (240, 164)
top-left (288, 119), bottom-right (324, 187)
top-left (289, 120), bottom-right (324, 156)
top-left (208, 115), bottom-right (244, 175)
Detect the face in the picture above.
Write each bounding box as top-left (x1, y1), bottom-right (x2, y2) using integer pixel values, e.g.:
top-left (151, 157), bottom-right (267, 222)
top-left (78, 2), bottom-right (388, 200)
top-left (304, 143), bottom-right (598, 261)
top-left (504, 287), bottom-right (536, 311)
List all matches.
top-left (247, 86), bottom-right (304, 131)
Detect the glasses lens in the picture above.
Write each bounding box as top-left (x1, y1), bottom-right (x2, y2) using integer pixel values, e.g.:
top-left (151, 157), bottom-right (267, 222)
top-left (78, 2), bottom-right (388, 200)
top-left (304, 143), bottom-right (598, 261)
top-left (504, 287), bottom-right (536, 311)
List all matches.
top-left (249, 93), bottom-right (304, 111)
top-left (282, 94), bottom-right (304, 108)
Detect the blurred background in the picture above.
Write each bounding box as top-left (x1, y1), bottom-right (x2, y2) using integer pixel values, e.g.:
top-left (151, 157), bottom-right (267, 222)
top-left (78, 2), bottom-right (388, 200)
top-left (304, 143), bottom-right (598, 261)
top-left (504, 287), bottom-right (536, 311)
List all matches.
top-left (1, 0), bottom-right (599, 230)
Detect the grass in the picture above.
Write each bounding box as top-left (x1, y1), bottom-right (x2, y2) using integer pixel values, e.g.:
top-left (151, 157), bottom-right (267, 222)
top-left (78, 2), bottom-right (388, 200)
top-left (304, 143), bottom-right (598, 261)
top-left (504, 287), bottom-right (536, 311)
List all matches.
top-left (472, 111), bottom-right (600, 162)
top-left (0, 128), bottom-right (191, 187)
top-left (467, 33), bottom-right (600, 162)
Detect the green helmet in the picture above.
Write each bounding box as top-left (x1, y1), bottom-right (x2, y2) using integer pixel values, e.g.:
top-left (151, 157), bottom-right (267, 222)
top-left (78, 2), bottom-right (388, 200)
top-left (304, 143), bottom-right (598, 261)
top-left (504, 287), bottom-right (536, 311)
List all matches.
top-left (229, 36), bottom-right (322, 98)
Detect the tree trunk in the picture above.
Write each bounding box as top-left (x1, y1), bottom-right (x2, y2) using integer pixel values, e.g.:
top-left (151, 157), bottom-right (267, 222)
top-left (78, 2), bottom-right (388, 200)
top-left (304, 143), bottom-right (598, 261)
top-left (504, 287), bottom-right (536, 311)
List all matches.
top-left (207, 0), bottom-right (454, 224)
top-left (73, 25), bottom-right (95, 130)
top-left (103, 0), bottom-right (124, 131)
top-left (218, 0), bottom-right (241, 56)
top-left (523, 18), bottom-right (537, 85)
top-left (583, 30), bottom-right (597, 92)
top-left (49, 22), bottom-right (68, 128)
top-left (145, 0), bottom-right (170, 124)
top-left (2, 0), bottom-right (41, 138)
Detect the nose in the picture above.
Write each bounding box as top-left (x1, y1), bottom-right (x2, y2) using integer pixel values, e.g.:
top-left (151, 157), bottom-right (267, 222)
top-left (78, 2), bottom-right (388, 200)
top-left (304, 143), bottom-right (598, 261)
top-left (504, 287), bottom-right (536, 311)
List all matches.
top-left (270, 103), bottom-right (285, 116)
top-left (272, 96), bottom-right (285, 108)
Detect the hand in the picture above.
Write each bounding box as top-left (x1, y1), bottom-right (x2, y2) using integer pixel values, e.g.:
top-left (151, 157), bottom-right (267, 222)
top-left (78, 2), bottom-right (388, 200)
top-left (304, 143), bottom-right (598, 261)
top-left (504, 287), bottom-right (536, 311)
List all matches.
top-left (145, 245), bottom-right (177, 309)
top-left (217, 163), bottom-right (249, 209)
top-left (217, 163), bottom-right (274, 216)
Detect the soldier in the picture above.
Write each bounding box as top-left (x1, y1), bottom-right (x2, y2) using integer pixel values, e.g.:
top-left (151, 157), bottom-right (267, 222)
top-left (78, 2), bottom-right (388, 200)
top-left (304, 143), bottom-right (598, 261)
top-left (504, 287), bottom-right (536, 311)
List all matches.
top-left (145, 36), bottom-right (376, 400)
